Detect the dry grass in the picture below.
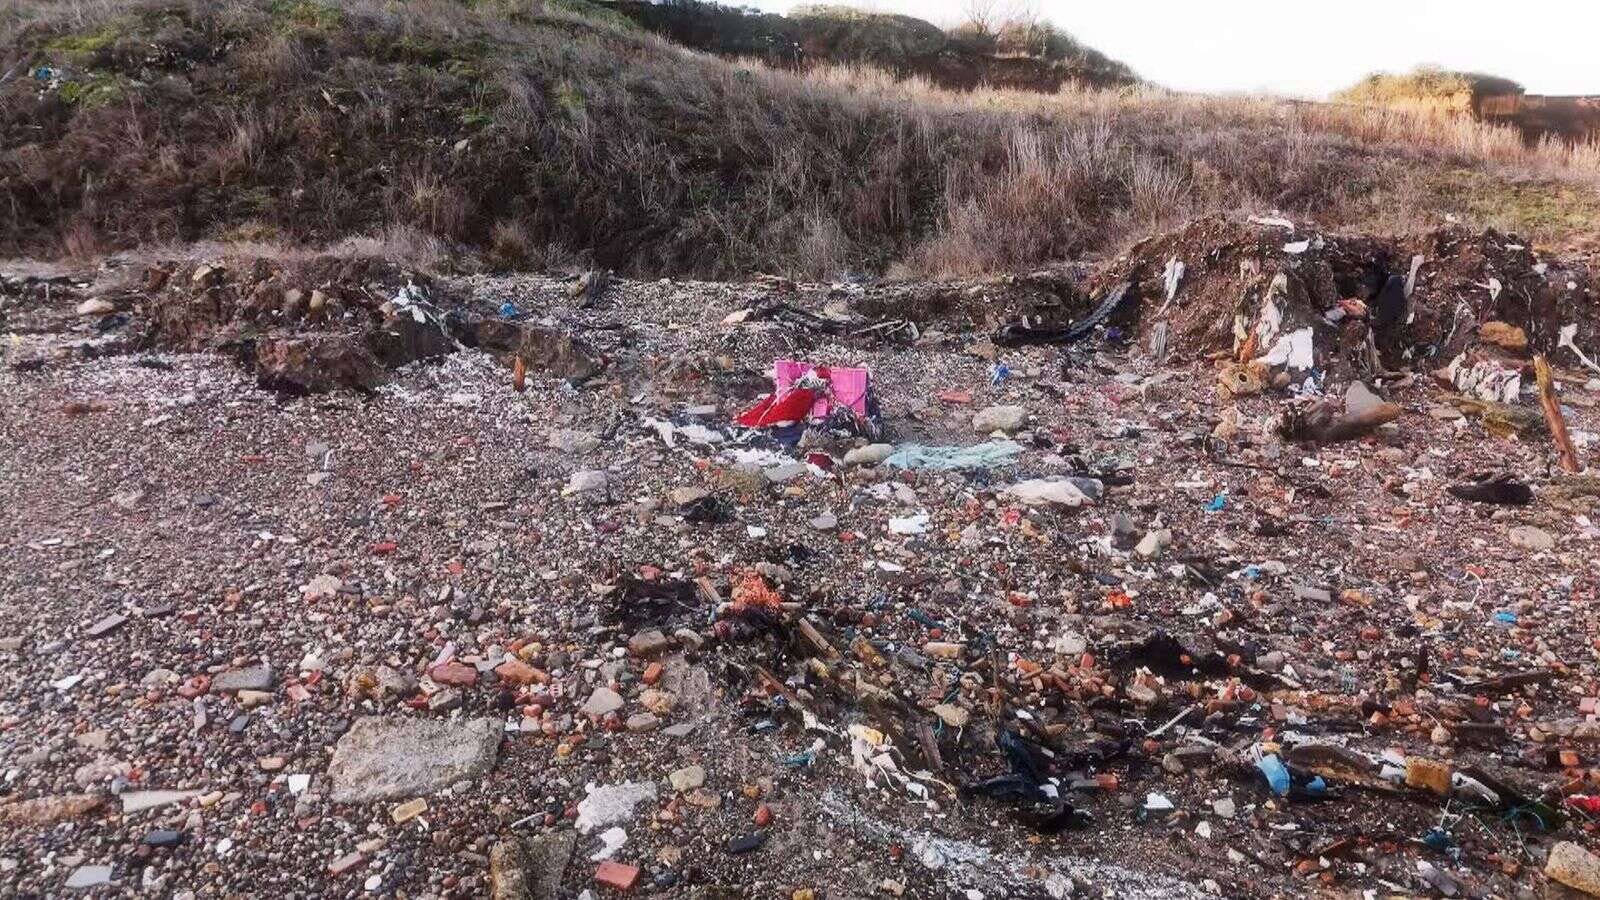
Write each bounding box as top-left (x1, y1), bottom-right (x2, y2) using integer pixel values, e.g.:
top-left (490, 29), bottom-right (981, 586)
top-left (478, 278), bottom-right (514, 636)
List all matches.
top-left (2, 0), bottom-right (1597, 279)
top-left (1333, 66), bottom-right (1523, 113)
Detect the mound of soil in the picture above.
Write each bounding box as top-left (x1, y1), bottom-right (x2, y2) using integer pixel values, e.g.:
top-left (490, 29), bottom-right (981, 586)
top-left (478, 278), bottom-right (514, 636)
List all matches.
top-left (1092, 216), bottom-right (1600, 376)
top-left (131, 256), bottom-right (601, 394)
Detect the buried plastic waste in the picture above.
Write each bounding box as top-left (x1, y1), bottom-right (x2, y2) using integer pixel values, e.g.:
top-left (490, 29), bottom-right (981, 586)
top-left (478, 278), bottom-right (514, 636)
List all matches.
top-left (962, 727), bottom-right (1094, 834)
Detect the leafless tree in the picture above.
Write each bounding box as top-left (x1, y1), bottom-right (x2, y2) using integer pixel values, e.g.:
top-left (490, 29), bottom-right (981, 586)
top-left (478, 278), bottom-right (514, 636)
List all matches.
top-left (961, 0), bottom-right (1003, 36)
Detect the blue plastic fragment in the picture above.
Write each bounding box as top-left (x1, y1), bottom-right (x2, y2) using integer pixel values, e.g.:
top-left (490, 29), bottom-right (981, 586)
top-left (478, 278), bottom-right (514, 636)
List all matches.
top-left (991, 363), bottom-right (1010, 386)
top-left (1205, 494), bottom-right (1228, 512)
top-left (1493, 611), bottom-right (1518, 625)
top-left (499, 301), bottom-right (518, 318)
top-left (1423, 827), bottom-right (1454, 851)
top-left (1257, 754), bottom-right (1290, 795)
top-left (781, 750), bottom-right (815, 767)
top-left (1306, 776), bottom-right (1326, 794)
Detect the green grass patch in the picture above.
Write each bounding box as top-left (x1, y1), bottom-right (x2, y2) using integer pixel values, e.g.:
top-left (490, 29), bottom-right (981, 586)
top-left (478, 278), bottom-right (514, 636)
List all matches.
top-left (1428, 169), bottom-right (1600, 242)
top-left (57, 72), bottom-right (130, 108)
top-left (44, 28), bottom-right (118, 58)
top-left (268, 0), bottom-right (343, 33)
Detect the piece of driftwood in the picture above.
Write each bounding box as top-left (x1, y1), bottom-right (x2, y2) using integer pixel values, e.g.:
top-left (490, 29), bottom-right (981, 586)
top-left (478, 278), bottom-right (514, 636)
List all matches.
top-left (1534, 354), bottom-right (1582, 473)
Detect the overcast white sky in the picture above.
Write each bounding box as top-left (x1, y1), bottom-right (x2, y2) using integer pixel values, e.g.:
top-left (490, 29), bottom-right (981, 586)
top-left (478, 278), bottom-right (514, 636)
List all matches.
top-left (746, 0), bottom-right (1599, 98)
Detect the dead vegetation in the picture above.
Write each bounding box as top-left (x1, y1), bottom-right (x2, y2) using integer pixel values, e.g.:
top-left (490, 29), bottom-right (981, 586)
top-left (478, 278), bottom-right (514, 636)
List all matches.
top-left (2, 0), bottom-right (1598, 279)
top-left (1334, 66), bottom-right (1525, 117)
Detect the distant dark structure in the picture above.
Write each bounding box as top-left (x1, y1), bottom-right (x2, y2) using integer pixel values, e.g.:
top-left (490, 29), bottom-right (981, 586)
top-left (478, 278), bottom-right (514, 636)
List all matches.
top-left (1336, 68), bottom-right (1600, 144)
top-left (1479, 91), bottom-right (1600, 143)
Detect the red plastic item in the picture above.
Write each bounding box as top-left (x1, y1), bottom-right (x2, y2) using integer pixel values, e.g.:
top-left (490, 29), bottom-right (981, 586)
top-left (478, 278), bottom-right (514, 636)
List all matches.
top-left (735, 387), bottom-right (817, 427)
top-left (1568, 795), bottom-right (1600, 813)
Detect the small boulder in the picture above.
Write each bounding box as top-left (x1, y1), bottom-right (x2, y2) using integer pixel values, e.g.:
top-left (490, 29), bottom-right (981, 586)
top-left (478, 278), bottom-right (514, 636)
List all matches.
top-left (562, 471), bottom-right (610, 497)
top-left (212, 665), bottom-right (274, 693)
top-left (1509, 525), bottom-right (1554, 552)
top-left (582, 687), bottom-right (624, 718)
top-left (843, 444), bottom-right (894, 466)
top-left (1546, 841), bottom-right (1600, 896)
top-left (668, 765), bottom-right (706, 792)
top-left (327, 717), bottom-right (501, 804)
top-left (972, 405), bottom-right (1028, 434)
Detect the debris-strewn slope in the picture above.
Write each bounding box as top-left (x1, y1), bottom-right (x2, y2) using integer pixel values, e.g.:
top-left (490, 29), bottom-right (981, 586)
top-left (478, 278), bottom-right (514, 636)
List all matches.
top-left (5, 214), bottom-right (1600, 897)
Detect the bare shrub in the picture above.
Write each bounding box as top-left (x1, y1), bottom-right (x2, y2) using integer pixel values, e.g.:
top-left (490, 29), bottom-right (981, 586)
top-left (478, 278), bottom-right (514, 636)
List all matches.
top-left (1126, 152), bottom-right (1188, 227)
top-left (396, 171), bottom-right (469, 241)
top-left (333, 224), bottom-right (450, 271)
top-left (60, 217), bottom-right (104, 259)
top-left (915, 125), bottom-right (1105, 276)
top-left (788, 210), bottom-right (851, 280)
top-left (489, 218), bottom-right (535, 269)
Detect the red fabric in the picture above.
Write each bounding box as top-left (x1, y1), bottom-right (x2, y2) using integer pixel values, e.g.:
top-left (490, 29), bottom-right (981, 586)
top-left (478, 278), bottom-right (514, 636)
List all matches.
top-left (735, 388), bottom-right (817, 427)
top-left (774, 360), bottom-right (870, 420)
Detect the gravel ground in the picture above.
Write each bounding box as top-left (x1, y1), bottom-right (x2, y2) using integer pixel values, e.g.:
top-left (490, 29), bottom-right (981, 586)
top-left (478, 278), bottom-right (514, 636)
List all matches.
top-left (3, 255), bottom-right (1600, 900)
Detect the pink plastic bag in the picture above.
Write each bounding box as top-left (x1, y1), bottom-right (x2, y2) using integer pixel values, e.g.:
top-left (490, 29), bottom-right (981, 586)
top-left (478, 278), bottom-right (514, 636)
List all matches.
top-left (773, 360), bottom-right (870, 420)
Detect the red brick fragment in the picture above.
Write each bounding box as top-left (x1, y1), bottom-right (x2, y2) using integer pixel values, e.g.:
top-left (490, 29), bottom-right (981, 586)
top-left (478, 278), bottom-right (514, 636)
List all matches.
top-left (595, 861), bottom-right (640, 891)
top-left (429, 662), bottom-right (478, 686)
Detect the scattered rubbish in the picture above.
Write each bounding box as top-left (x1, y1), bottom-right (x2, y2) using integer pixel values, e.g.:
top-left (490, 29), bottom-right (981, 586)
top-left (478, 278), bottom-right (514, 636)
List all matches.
top-left (1248, 215), bottom-right (1295, 230)
top-left (575, 782), bottom-right (657, 835)
top-left (1444, 354), bottom-right (1521, 404)
top-left (1162, 257), bottom-right (1184, 303)
top-left (1002, 477), bottom-right (1101, 507)
top-left (737, 360), bottom-right (873, 427)
top-left (962, 727), bottom-right (1093, 834)
top-left (1278, 394), bottom-right (1401, 443)
top-left (1452, 396), bottom-right (1547, 437)
top-left (645, 417), bottom-right (724, 448)
top-left (589, 826), bottom-right (627, 861)
top-left (994, 282), bottom-right (1133, 347)
top-left (888, 513), bottom-right (930, 535)
top-left (1559, 324), bottom-right (1600, 376)
top-left (1259, 326), bottom-right (1314, 371)
top-left (883, 441), bottom-right (1023, 471)
top-left (1448, 473), bottom-right (1532, 505)
top-left (7, 213), bottom-right (1600, 899)
top-left (1256, 754), bottom-right (1290, 795)
top-left (119, 790), bottom-right (200, 814)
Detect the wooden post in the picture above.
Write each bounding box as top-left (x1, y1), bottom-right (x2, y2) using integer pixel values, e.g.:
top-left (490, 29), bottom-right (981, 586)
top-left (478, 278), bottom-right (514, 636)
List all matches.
top-left (1534, 354), bottom-right (1582, 473)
